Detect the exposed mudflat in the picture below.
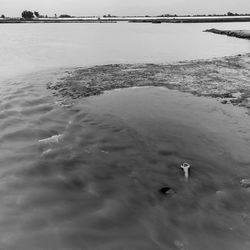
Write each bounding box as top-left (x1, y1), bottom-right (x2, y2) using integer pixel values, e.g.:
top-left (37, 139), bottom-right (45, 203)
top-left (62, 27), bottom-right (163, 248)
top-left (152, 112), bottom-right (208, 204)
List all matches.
top-left (205, 28), bottom-right (250, 40)
top-left (47, 53), bottom-right (250, 113)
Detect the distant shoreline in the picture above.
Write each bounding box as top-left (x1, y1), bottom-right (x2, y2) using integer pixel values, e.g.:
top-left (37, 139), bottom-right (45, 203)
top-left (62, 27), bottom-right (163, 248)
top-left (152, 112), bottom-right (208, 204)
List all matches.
top-left (204, 28), bottom-right (250, 40)
top-left (0, 19), bottom-right (116, 24)
top-left (2, 16), bottom-right (250, 24)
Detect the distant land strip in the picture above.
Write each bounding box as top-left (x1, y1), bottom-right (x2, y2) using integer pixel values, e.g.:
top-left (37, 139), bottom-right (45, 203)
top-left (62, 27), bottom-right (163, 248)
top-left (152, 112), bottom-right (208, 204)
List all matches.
top-left (2, 16), bottom-right (250, 24)
top-left (204, 29), bottom-right (250, 40)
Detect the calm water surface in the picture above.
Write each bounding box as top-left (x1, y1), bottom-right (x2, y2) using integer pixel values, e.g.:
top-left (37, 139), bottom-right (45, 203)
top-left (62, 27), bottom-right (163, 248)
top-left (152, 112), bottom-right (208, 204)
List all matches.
top-left (0, 23), bottom-right (250, 250)
top-left (0, 22), bottom-right (250, 79)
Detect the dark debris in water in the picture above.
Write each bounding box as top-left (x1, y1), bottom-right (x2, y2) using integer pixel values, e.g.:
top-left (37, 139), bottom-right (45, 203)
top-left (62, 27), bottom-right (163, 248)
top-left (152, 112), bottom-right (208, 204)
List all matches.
top-left (159, 186), bottom-right (175, 196)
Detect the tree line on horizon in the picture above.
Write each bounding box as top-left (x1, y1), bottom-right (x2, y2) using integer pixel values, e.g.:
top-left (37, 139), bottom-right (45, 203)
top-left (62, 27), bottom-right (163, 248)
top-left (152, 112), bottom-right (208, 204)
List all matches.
top-left (20, 10), bottom-right (72, 19)
top-left (1, 11), bottom-right (250, 20)
top-left (158, 12), bottom-right (250, 17)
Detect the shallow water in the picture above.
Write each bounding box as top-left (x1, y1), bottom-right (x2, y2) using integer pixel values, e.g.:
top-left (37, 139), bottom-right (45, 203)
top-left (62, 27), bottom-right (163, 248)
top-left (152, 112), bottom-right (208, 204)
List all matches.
top-left (1, 21), bottom-right (250, 250)
top-left (1, 22), bottom-right (250, 80)
top-left (1, 72), bottom-right (250, 250)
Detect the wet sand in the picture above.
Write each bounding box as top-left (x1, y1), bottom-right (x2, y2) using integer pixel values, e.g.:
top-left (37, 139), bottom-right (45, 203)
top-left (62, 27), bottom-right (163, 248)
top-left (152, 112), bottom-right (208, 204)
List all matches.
top-left (47, 53), bottom-right (250, 114)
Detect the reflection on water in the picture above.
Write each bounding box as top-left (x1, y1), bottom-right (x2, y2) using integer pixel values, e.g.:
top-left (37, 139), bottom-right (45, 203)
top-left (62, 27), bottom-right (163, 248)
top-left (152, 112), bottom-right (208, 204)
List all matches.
top-left (0, 73), bottom-right (250, 250)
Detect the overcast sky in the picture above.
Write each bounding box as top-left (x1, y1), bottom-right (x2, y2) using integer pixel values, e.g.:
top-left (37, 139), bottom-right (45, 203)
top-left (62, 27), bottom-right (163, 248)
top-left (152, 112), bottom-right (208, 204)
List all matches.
top-left (1, 0), bottom-right (250, 17)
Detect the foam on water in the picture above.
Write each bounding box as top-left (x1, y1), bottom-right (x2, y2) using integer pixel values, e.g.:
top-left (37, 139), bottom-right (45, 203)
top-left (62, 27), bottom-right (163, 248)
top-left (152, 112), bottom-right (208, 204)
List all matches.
top-left (0, 72), bottom-right (250, 250)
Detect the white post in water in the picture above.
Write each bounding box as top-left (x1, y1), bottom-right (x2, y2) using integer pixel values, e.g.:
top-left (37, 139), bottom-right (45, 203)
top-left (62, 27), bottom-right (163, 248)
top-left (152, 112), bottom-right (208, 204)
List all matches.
top-left (181, 163), bottom-right (190, 180)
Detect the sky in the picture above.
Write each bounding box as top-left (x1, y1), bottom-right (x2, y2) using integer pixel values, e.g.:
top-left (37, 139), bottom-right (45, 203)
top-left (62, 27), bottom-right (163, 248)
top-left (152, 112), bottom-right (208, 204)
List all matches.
top-left (1, 0), bottom-right (250, 17)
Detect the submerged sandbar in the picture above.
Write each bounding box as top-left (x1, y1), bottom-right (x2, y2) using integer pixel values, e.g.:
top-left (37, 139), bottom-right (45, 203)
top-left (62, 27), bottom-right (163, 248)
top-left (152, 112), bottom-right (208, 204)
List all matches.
top-left (48, 54), bottom-right (250, 113)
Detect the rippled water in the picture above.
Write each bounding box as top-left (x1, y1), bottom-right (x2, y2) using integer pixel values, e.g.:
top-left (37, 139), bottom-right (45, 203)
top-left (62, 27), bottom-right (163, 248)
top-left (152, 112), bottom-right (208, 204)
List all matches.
top-left (1, 70), bottom-right (250, 249)
top-left (1, 22), bottom-right (250, 249)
